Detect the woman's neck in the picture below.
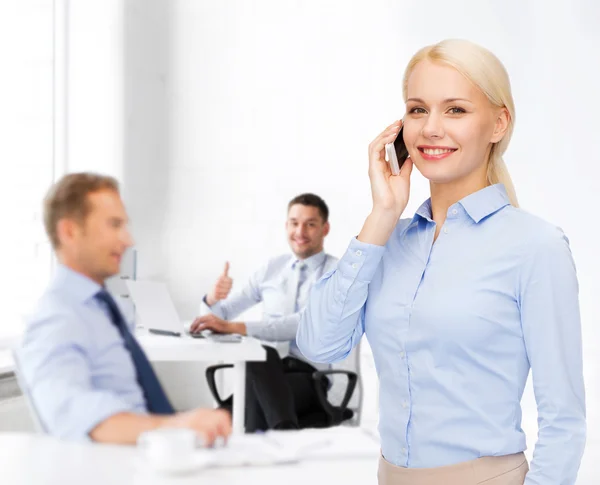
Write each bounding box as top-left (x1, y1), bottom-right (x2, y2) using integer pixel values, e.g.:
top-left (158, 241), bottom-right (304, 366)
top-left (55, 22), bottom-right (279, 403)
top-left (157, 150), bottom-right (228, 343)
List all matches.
top-left (430, 175), bottom-right (488, 228)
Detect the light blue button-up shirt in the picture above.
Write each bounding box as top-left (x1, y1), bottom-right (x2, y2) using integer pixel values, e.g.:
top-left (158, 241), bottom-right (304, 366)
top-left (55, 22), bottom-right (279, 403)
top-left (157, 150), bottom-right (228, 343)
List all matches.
top-left (205, 251), bottom-right (338, 362)
top-left (297, 184), bottom-right (586, 484)
top-left (16, 264), bottom-right (146, 440)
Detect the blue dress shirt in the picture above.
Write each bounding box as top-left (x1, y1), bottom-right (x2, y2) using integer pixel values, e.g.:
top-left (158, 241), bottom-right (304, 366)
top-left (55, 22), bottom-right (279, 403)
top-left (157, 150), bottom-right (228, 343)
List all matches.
top-left (297, 184), bottom-right (585, 485)
top-left (16, 264), bottom-right (147, 440)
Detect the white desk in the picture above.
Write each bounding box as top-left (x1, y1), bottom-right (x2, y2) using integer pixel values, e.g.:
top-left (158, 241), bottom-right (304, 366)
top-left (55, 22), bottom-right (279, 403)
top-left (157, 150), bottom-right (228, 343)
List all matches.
top-left (0, 432), bottom-right (379, 485)
top-left (1, 431), bottom-right (599, 484)
top-left (137, 333), bottom-right (266, 433)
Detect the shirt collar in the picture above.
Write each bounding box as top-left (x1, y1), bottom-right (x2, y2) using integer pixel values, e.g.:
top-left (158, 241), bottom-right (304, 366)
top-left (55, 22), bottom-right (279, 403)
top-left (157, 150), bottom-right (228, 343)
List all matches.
top-left (413, 184), bottom-right (510, 224)
top-left (459, 184), bottom-right (511, 223)
top-left (414, 199), bottom-right (433, 223)
top-left (291, 250), bottom-right (327, 272)
top-left (49, 263), bottom-right (103, 304)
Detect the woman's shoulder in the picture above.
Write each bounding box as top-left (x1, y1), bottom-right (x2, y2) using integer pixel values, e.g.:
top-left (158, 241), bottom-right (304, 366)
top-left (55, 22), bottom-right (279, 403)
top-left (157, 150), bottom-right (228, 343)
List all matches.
top-left (499, 205), bottom-right (570, 252)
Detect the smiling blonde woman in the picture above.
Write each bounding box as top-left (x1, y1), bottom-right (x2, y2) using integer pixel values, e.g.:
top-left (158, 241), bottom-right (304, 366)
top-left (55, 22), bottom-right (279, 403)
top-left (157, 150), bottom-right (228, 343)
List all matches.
top-left (297, 39), bottom-right (586, 485)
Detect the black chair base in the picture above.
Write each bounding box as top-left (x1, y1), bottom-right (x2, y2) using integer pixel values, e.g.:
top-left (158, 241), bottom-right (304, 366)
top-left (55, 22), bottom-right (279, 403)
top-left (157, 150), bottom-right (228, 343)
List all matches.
top-left (205, 363), bottom-right (358, 430)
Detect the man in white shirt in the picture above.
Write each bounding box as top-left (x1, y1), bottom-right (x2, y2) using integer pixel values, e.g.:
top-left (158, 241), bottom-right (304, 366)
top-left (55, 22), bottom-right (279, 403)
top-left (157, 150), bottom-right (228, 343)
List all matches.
top-left (190, 193), bottom-right (338, 431)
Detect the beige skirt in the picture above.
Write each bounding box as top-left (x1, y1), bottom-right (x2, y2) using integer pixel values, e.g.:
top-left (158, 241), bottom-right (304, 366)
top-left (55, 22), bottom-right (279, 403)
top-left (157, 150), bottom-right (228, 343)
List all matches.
top-left (378, 452), bottom-right (528, 485)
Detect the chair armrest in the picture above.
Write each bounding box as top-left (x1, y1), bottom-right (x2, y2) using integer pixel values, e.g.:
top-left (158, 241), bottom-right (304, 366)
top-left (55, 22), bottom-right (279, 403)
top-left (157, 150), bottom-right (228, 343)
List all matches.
top-left (205, 364), bottom-right (234, 406)
top-left (311, 370), bottom-right (358, 418)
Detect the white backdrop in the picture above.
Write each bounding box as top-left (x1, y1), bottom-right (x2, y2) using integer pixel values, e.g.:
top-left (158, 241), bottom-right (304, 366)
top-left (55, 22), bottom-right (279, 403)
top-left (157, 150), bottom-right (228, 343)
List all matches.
top-left (149, 0), bottom-right (600, 331)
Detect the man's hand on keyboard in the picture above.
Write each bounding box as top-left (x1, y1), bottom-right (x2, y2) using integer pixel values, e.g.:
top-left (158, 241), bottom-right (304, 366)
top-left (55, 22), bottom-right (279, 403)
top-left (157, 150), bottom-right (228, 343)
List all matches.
top-left (189, 314), bottom-right (247, 337)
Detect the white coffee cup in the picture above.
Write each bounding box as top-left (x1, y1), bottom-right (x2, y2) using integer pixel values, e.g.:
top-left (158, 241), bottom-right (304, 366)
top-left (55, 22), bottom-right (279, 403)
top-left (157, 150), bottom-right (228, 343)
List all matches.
top-left (137, 428), bottom-right (201, 473)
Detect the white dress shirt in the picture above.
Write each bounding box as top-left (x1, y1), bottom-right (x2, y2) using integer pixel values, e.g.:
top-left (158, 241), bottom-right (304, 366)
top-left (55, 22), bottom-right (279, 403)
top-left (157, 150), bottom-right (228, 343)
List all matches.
top-left (202, 250), bottom-right (338, 365)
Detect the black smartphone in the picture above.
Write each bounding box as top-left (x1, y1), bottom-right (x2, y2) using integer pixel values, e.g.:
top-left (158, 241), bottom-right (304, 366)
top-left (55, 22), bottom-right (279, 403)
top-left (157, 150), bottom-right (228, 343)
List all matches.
top-left (394, 125), bottom-right (409, 167)
top-left (386, 125), bottom-right (409, 175)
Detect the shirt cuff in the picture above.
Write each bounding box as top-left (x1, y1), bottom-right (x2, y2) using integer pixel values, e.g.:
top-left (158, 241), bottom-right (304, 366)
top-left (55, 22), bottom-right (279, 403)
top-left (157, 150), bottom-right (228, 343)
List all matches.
top-left (337, 237), bottom-right (386, 283)
top-left (244, 321), bottom-right (265, 339)
top-left (200, 296), bottom-right (225, 319)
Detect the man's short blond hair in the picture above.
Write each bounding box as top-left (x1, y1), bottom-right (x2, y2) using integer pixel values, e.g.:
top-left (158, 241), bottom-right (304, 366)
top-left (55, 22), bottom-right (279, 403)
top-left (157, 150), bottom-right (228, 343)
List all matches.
top-left (43, 172), bottom-right (120, 249)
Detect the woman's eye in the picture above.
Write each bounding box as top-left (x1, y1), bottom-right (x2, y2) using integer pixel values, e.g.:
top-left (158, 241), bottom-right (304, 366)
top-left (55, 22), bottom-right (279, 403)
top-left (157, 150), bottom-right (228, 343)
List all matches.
top-left (448, 107), bottom-right (466, 114)
top-left (409, 107), bottom-right (427, 114)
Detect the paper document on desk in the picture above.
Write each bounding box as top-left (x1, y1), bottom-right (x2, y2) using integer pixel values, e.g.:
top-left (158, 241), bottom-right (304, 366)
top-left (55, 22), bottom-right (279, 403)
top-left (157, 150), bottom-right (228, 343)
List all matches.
top-left (266, 427), bottom-right (380, 460)
top-left (210, 427), bottom-right (379, 467)
top-left (210, 433), bottom-right (297, 467)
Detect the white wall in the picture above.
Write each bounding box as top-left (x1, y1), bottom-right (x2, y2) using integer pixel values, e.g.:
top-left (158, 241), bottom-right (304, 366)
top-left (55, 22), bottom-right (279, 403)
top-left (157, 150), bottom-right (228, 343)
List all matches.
top-left (122, 0), bottom-right (173, 281)
top-left (154, 0), bottom-right (600, 335)
top-left (66, 0), bottom-right (124, 178)
top-left (120, 0), bottom-right (600, 450)
top-left (61, 0), bottom-right (167, 277)
top-left (0, 0), bottom-right (55, 339)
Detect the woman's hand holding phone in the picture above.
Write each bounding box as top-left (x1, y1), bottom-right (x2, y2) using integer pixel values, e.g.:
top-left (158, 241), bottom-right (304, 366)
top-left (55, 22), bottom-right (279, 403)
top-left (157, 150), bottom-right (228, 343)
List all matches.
top-left (357, 120), bottom-right (413, 246)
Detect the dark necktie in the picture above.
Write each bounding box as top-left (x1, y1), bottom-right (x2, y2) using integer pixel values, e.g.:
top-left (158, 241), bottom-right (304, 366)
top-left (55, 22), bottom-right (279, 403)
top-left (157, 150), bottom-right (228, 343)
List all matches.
top-left (95, 289), bottom-right (175, 415)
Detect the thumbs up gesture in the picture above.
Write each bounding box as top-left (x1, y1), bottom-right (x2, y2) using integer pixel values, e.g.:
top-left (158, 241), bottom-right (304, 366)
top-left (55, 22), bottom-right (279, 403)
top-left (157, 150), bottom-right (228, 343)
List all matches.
top-left (206, 262), bottom-right (233, 306)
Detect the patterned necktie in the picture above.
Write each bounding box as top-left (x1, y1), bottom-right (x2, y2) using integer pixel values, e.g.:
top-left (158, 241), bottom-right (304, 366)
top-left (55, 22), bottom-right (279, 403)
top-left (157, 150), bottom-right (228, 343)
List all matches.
top-left (95, 289), bottom-right (175, 415)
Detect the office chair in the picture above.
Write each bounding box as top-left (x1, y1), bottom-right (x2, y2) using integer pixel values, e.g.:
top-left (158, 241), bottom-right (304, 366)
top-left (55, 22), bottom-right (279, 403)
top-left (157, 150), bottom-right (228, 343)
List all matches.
top-left (11, 350), bottom-right (46, 434)
top-left (205, 341), bottom-right (363, 429)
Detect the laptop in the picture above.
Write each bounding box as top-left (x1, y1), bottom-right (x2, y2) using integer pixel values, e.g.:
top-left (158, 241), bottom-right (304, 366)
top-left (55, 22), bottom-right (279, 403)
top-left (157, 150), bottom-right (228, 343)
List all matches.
top-left (125, 280), bottom-right (188, 336)
top-left (126, 280), bottom-right (241, 342)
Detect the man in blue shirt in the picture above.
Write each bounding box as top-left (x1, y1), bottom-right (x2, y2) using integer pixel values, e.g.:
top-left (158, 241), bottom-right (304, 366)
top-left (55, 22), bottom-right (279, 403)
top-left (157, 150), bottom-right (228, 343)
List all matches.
top-left (16, 172), bottom-right (231, 444)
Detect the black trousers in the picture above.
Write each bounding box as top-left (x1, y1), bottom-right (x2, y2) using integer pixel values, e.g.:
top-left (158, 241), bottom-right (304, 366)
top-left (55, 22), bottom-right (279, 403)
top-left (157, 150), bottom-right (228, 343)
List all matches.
top-left (222, 345), bottom-right (327, 432)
